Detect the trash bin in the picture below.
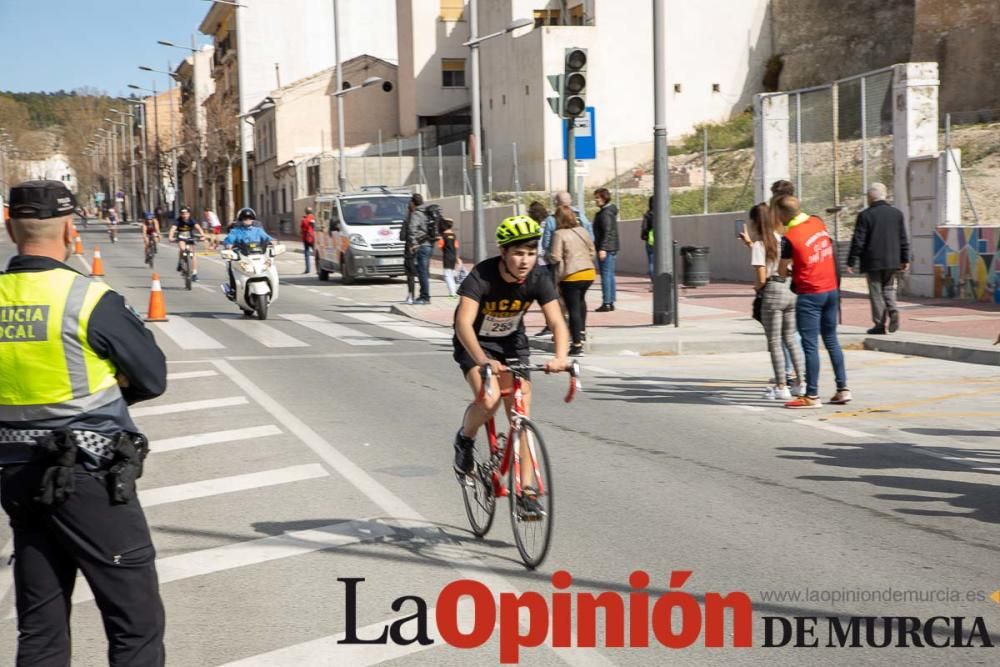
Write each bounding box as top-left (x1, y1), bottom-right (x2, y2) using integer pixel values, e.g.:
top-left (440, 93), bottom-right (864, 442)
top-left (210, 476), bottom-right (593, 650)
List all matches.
top-left (680, 246), bottom-right (710, 287)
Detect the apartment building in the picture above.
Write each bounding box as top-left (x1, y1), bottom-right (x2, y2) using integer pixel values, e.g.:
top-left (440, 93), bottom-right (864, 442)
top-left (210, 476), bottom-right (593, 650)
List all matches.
top-left (250, 55), bottom-right (399, 230)
top-left (174, 45), bottom-right (215, 212)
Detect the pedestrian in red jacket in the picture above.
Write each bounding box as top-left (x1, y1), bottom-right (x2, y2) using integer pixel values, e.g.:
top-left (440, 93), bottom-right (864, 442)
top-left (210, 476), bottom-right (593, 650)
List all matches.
top-left (300, 207), bottom-right (316, 274)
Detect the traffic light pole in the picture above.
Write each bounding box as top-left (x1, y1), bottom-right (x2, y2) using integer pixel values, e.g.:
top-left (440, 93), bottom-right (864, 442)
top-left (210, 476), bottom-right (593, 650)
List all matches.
top-left (652, 0), bottom-right (674, 325)
top-left (566, 118), bottom-right (575, 200)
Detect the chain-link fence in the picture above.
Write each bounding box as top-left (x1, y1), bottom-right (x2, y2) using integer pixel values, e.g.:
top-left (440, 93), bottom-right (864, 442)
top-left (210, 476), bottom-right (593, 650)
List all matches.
top-left (781, 67), bottom-right (895, 242)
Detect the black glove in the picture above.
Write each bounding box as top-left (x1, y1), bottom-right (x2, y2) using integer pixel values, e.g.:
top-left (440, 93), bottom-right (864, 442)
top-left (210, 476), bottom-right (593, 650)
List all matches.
top-left (34, 430), bottom-right (78, 506)
top-left (107, 433), bottom-right (149, 504)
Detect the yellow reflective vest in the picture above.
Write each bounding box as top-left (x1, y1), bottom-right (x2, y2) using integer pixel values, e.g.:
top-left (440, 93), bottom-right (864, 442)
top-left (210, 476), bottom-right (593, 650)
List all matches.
top-left (0, 267), bottom-right (120, 422)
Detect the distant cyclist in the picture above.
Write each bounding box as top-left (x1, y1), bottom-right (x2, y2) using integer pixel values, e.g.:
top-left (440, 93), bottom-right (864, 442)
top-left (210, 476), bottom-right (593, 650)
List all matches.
top-left (167, 206), bottom-right (206, 281)
top-left (452, 215), bottom-right (570, 514)
top-left (221, 207), bottom-right (274, 299)
top-left (106, 206), bottom-right (118, 243)
top-left (142, 210), bottom-right (160, 258)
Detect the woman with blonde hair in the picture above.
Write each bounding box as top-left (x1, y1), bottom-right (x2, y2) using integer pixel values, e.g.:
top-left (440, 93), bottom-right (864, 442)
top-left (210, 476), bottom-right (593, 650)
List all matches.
top-left (548, 204), bottom-right (596, 357)
top-left (750, 202), bottom-right (805, 399)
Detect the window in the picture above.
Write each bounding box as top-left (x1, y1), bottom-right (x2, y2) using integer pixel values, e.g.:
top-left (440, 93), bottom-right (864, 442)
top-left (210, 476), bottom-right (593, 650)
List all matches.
top-left (569, 3), bottom-right (586, 25)
top-left (281, 187), bottom-right (287, 213)
top-left (439, 0), bottom-right (465, 21)
top-left (525, 85), bottom-right (530, 96)
top-left (441, 59), bottom-right (466, 88)
top-left (712, 83), bottom-right (721, 93)
top-left (534, 9), bottom-right (560, 27)
top-left (674, 83), bottom-right (682, 93)
top-left (307, 164), bottom-right (320, 195)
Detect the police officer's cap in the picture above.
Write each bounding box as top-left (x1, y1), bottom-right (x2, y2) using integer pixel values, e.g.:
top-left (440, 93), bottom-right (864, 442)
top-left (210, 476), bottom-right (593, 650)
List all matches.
top-left (9, 180), bottom-right (77, 220)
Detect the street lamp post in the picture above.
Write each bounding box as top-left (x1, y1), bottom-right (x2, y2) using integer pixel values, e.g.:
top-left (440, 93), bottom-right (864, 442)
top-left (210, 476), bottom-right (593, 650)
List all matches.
top-left (110, 108), bottom-right (138, 221)
top-left (158, 38), bottom-right (202, 212)
top-left (129, 82), bottom-right (163, 209)
top-left (332, 76), bottom-right (385, 192)
top-left (120, 98), bottom-right (150, 215)
top-left (651, 0), bottom-right (674, 325)
top-left (139, 64), bottom-right (180, 213)
top-left (333, 0), bottom-right (346, 192)
top-left (463, 11), bottom-right (533, 263)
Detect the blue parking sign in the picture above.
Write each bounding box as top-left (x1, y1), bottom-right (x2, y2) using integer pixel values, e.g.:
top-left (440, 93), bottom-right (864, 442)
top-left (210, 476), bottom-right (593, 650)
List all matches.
top-left (563, 106), bottom-right (596, 160)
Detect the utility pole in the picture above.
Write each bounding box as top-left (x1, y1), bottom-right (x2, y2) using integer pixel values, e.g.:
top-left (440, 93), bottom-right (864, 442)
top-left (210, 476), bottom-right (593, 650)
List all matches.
top-left (651, 0), bottom-right (674, 325)
top-left (334, 0), bottom-right (346, 192)
top-left (469, 0), bottom-right (486, 262)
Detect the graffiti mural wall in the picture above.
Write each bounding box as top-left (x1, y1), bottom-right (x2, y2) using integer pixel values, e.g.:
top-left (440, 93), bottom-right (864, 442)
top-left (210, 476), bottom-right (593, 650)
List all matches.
top-left (933, 226), bottom-right (1000, 304)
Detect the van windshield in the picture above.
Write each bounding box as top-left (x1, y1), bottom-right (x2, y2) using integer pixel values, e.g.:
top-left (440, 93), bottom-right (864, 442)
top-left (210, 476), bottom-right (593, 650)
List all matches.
top-left (339, 196), bottom-right (409, 226)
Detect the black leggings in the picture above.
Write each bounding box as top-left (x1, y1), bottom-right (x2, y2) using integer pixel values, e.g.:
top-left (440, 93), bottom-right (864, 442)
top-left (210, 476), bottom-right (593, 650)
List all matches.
top-left (559, 279), bottom-right (592, 345)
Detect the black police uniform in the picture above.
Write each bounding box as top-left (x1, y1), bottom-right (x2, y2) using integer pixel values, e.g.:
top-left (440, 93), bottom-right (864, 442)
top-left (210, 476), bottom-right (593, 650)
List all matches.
top-left (1, 181), bottom-right (167, 666)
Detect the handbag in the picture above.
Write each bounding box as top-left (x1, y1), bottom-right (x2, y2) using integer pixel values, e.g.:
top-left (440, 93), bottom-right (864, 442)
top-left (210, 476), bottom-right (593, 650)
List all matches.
top-left (752, 290), bottom-right (763, 323)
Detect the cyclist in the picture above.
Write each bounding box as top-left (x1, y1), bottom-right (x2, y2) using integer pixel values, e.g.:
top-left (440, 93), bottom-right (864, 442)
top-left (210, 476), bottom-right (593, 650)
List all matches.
top-left (220, 207), bottom-right (274, 299)
top-left (106, 206), bottom-right (118, 243)
top-left (167, 206), bottom-right (206, 281)
top-left (142, 210), bottom-right (160, 259)
top-left (452, 215), bottom-right (570, 516)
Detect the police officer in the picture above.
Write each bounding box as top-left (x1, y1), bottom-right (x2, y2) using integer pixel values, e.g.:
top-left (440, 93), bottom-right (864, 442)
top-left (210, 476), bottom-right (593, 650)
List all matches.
top-left (1, 180), bottom-right (167, 665)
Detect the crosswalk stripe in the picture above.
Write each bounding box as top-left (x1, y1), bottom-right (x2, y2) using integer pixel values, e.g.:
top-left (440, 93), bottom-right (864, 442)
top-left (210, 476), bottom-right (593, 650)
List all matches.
top-left (140, 464), bottom-right (328, 507)
top-left (215, 316), bottom-right (309, 347)
top-left (220, 603), bottom-right (477, 666)
top-left (340, 311), bottom-right (452, 341)
top-left (166, 370), bottom-right (218, 380)
top-left (279, 313), bottom-right (390, 346)
top-left (132, 395), bottom-right (248, 417)
top-left (62, 518), bottom-right (395, 609)
top-left (151, 424), bottom-right (282, 453)
top-left (153, 317), bottom-right (225, 350)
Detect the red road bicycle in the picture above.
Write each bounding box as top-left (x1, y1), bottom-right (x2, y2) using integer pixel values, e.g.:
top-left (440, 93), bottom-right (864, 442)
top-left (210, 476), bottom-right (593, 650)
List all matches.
top-left (459, 361), bottom-right (581, 569)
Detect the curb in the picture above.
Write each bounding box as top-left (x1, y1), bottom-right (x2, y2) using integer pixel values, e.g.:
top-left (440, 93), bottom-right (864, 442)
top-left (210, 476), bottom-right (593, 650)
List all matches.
top-left (862, 336), bottom-right (1000, 367)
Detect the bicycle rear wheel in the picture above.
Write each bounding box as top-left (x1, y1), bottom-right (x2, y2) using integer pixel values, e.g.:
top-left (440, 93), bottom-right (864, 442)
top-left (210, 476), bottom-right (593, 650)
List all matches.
top-left (509, 419), bottom-right (554, 569)
top-left (461, 433), bottom-right (497, 537)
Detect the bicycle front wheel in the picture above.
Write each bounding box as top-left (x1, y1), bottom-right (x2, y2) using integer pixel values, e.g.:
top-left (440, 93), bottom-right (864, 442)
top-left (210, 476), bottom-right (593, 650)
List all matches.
top-left (461, 434), bottom-right (497, 537)
top-left (509, 419), bottom-right (554, 570)
top-left (183, 255), bottom-right (192, 291)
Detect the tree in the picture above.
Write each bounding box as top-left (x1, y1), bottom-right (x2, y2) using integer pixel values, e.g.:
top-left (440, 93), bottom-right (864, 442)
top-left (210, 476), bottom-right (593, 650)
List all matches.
top-left (203, 90), bottom-right (240, 223)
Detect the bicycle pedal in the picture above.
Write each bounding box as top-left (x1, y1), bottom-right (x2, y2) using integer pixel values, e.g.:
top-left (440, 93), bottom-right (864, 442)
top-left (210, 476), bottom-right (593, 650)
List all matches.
top-left (455, 471), bottom-right (475, 487)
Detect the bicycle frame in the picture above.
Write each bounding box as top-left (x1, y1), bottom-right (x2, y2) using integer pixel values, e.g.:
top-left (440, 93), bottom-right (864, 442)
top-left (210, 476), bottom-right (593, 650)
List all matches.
top-left (478, 363), bottom-right (580, 499)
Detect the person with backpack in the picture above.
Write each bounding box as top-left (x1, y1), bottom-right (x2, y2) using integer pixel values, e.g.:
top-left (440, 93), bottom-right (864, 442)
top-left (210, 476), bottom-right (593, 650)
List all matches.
top-left (404, 193), bottom-right (441, 305)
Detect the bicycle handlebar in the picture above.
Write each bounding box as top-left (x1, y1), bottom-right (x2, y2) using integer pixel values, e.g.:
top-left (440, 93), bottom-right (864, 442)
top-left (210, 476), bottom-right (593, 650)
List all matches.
top-left (477, 361), bottom-right (581, 404)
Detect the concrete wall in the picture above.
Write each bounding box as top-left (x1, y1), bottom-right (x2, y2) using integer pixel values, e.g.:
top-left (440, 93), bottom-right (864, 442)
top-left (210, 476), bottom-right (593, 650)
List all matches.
top-left (396, 0), bottom-right (472, 136)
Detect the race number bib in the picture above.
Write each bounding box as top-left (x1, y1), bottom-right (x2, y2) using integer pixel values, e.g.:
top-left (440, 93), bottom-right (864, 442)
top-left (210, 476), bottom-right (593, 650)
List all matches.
top-left (479, 312), bottom-right (523, 338)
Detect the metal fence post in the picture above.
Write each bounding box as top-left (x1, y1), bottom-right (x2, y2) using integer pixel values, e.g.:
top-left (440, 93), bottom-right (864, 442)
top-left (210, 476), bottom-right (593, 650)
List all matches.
top-left (397, 137), bottom-right (403, 187)
top-left (613, 145), bottom-right (620, 211)
top-left (438, 145), bottom-right (444, 199)
top-left (461, 141), bottom-right (472, 198)
top-left (377, 129), bottom-right (384, 185)
top-left (487, 148), bottom-right (493, 204)
top-left (831, 82), bottom-right (840, 242)
top-left (945, 113), bottom-right (982, 224)
top-left (417, 132), bottom-right (425, 193)
top-left (860, 75), bottom-right (868, 197)
top-left (512, 142), bottom-right (522, 215)
top-left (702, 127), bottom-right (709, 214)
top-left (795, 92), bottom-right (802, 199)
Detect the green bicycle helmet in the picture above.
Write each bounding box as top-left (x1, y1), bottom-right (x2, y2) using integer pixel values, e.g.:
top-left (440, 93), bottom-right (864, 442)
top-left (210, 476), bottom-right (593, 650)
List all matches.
top-left (495, 215), bottom-right (542, 247)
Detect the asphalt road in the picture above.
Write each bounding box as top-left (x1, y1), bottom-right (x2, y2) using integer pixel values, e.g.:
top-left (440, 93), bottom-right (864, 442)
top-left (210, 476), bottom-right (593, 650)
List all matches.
top-left (1, 224), bottom-right (998, 666)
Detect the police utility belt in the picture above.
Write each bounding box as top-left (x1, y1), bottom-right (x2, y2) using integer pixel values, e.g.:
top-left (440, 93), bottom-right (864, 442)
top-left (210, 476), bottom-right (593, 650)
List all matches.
top-left (0, 428), bottom-right (149, 506)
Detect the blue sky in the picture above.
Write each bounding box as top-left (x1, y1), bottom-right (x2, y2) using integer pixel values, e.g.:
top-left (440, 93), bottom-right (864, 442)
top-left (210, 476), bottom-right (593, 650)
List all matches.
top-left (0, 0), bottom-right (213, 95)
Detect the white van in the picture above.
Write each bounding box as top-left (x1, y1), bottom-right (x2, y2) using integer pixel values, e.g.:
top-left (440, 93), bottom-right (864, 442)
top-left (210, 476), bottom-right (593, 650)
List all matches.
top-left (314, 186), bottom-right (411, 284)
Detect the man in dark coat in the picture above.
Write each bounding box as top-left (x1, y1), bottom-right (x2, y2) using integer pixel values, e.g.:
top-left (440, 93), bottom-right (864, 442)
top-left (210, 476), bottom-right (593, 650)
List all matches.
top-left (846, 182), bottom-right (910, 334)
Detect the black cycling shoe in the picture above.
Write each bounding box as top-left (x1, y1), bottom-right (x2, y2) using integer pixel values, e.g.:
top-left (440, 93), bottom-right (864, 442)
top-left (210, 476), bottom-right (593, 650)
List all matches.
top-left (517, 488), bottom-right (545, 521)
top-left (453, 431), bottom-right (475, 476)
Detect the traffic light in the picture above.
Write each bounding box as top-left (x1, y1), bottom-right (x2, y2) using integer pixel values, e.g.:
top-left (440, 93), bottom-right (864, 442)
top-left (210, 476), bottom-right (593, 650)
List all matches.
top-left (562, 47), bottom-right (587, 118)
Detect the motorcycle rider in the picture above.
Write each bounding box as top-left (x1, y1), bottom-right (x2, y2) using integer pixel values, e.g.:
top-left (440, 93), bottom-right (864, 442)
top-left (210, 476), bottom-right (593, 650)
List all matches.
top-left (221, 207), bottom-right (274, 300)
top-left (167, 206), bottom-right (206, 281)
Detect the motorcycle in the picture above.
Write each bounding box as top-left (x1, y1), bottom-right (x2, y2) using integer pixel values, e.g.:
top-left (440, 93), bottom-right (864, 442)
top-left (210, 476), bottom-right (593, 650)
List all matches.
top-left (220, 242), bottom-right (286, 320)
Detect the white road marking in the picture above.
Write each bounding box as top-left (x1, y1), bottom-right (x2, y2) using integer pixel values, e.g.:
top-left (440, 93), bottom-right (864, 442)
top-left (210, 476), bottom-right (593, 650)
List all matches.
top-left (153, 317), bottom-right (225, 350)
top-left (150, 424), bottom-right (282, 453)
top-left (216, 316), bottom-right (309, 348)
top-left (193, 283), bottom-right (215, 293)
top-left (210, 359), bottom-right (613, 667)
top-left (166, 369), bottom-right (218, 380)
top-left (222, 350), bottom-right (447, 362)
top-left (140, 464), bottom-right (327, 507)
top-left (221, 602), bottom-right (477, 666)
top-left (279, 313), bottom-right (390, 346)
top-left (131, 395), bottom-right (247, 417)
top-left (585, 365), bottom-right (620, 376)
top-left (793, 419), bottom-right (870, 438)
top-left (339, 311), bottom-right (451, 341)
top-left (74, 255), bottom-right (92, 274)
top-left (60, 518), bottom-right (397, 610)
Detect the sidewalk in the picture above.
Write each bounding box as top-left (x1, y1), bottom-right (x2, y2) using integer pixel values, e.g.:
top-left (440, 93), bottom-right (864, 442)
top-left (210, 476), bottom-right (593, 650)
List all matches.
top-left (392, 260), bottom-right (1000, 366)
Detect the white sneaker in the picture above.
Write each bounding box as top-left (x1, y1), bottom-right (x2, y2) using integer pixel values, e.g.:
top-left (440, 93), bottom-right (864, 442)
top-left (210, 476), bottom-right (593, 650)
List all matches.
top-left (763, 386), bottom-right (777, 400)
top-left (794, 382), bottom-right (807, 397)
top-left (774, 386), bottom-right (793, 401)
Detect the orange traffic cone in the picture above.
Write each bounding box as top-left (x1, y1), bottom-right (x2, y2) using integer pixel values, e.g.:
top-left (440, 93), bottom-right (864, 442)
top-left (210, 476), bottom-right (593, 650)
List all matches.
top-left (73, 236), bottom-right (84, 256)
top-left (90, 246), bottom-right (105, 277)
top-left (145, 273), bottom-right (168, 322)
